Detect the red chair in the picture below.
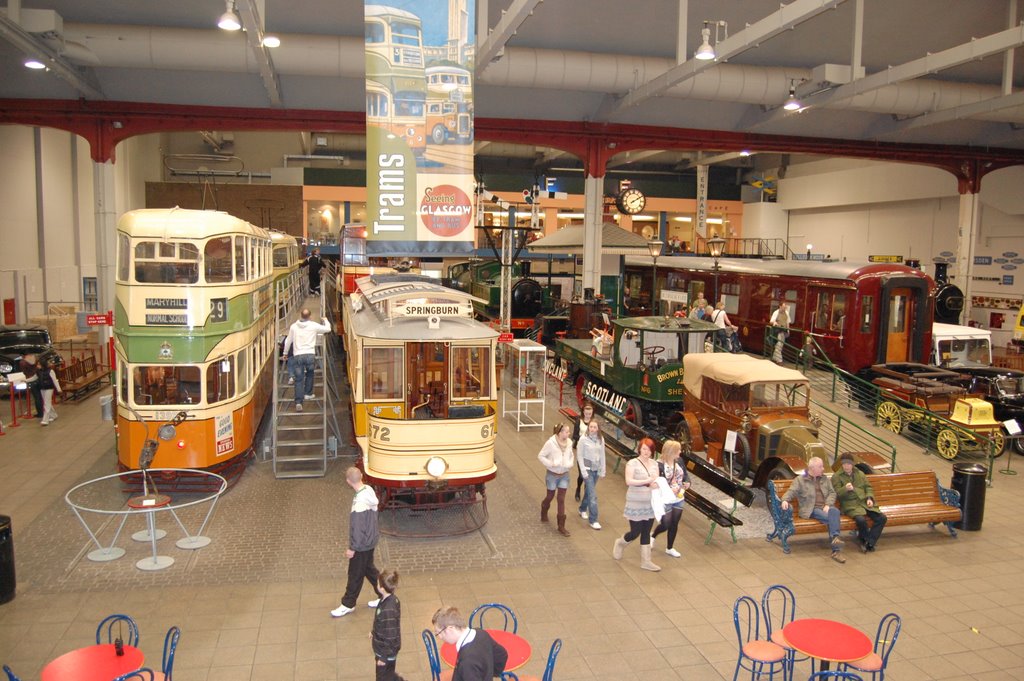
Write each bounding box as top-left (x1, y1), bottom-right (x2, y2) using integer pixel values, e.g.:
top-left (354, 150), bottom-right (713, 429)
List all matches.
top-left (839, 613), bottom-right (901, 681)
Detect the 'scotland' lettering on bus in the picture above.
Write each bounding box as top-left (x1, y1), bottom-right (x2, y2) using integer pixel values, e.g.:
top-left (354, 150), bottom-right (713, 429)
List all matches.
top-left (582, 379), bottom-right (628, 415)
top-left (374, 154), bottom-right (406, 234)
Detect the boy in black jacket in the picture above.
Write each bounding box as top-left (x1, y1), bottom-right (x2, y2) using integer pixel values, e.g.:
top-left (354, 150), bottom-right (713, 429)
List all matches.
top-left (371, 569), bottom-right (405, 681)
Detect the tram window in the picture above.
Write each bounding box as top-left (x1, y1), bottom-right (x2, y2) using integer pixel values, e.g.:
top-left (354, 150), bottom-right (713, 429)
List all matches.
top-left (205, 237), bottom-right (233, 283)
top-left (119, 360), bottom-right (127, 405)
top-left (365, 21), bottom-right (384, 43)
top-left (133, 365), bottom-right (201, 406)
top-left (273, 248), bottom-right (289, 268)
top-left (135, 242), bottom-right (156, 259)
top-left (813, 294), bottom-right (830, 330)
top-left (367, 92), bottom-right (389, 118)
top-left (206, 357), bottom-right (236, 404)
top-left (860, 296), bottom-right (874, 333)
top-left (133, 240), bottom-right (200, 284)
top-left (391, 21), bottom-right (420, 46)
top-left (117, 234), bottom-right (130, 282)
top-left (235, 237), bottom-right (247, 281)
top-left (452, 346), bottom-right (490, 399)
top-left (237, 350), bottom-right (249, 393)
top-left (395, 92), bottom-right (425, 117)
top-left (365, 347), bottom-right (403, 400)
top-left (890, 295), bottom-right (907, 333)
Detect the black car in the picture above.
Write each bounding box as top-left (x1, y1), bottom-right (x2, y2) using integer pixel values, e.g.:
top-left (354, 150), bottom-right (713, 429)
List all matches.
top-left (0, 325), bottom-right (63, 390)
top-left (950, 366), bottom-right (1024, 455)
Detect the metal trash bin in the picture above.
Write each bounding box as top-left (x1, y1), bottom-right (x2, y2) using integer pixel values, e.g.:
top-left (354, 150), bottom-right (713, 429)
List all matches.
top-left (99, 394), bottom-right (114, 421)
top-left (0, 515), bottom-right (14, 604)
top-left (951, 463), bottom-right (987, 531)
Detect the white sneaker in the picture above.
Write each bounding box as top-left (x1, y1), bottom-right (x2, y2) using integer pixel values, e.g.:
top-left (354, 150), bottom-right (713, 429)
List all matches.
top-left (288, 377), bottom-right (294, 385)
top-left (580, 511), bottom-right (588, 520)
top-left (589, 522), bottom-right (602, 530)
top-left (665, 548), bottom-right (682, 558)
top-left (304, 394), bottom-right (316, 399)
top-left (367, 599), bottom-right (380, 608)
top-left (295, 403), bottom-right (303, 412)
top-left (330, 604), bottom-right (354, 618)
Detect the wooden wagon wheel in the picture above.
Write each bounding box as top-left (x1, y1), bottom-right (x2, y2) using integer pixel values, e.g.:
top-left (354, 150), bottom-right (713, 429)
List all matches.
top-left (990, 431), bottom-right (1006, 458)
top-left (875, 401), bottom-right (903, 434)
top-left (935, 428), bottom-right (961, 460)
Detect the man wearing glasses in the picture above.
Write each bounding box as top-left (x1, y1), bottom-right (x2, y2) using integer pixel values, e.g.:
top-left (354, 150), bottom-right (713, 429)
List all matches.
top-left (431, 607), bottom-right (508, 680)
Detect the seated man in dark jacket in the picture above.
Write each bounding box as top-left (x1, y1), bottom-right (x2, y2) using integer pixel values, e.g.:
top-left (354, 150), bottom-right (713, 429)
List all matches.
top-left (432, 606), bottom-right (508, 680)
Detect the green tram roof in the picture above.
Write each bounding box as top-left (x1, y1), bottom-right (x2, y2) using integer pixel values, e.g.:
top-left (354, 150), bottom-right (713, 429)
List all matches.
top-left (612, 315), bottom-right (718, 334)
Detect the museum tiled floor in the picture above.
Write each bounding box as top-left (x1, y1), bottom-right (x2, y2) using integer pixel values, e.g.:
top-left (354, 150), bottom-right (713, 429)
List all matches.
top-left (1, 377), bottom-right (1022, 680)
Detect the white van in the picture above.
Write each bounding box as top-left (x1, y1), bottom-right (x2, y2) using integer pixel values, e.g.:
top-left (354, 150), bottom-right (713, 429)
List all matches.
top-left (932, 322), bottom-right (992, 368)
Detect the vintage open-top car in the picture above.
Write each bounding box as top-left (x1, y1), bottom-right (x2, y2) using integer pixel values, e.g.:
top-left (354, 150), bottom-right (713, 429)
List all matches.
top-left (859, 362), bottom-right (1005, 459)
top-left (947, 366), bottom-right (1024, 455)
top-left (679, 353), bottom-right (886, 485)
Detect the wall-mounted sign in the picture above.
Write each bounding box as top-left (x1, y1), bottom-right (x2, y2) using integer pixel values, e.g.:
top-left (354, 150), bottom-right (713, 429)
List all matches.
top-left (994, 258), bottom-right (1009, 264)
top-left (1013, 259), bottom-right (1024, 265)
top-left (1003, 275), bottom-right (1015, 286)
top-left (869, 255), bottom-right (903, 263)
top-left (1003, 252), bottom-right (1019, 258)
top-left (1001, 264), bottom-right (1017, 270)
top-left (975, 256), bottom-right (993, 266)
top-left (972, 276), bottom-right (1001, 282)
top-left (939, 251), bottom-right (955, 258)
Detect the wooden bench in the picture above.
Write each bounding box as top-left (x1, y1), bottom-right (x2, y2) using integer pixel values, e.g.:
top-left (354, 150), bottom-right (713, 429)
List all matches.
top-left (765, 471), bottom-right (962, 554)
top-left (57, 354), bottom-right (112, 402)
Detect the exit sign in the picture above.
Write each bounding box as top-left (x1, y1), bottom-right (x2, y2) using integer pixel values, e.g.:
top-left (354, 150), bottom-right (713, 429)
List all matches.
top-left (497, 333), bottom-right (514, 343)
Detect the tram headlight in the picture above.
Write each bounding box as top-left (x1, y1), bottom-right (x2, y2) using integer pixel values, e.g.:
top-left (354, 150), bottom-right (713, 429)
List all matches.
top-left (425, 456), bottom-right (448, 478)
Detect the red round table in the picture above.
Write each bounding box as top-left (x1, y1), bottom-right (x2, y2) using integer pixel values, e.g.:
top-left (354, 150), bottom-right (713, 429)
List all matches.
top-left (441, 629), bottom-right (532, 671)
top-left (782, 618), bottom-right (872, 671)
top-left (42, 643), bottom-right (144, 681)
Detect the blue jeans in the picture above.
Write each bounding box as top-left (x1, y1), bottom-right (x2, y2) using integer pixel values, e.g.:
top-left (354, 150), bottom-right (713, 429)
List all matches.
top-left (291, 354), bottom-right (316, 405)
top-left (578, 469), bottom-right (599, 522)
top-left (809, 506), bottom-right (842, 542)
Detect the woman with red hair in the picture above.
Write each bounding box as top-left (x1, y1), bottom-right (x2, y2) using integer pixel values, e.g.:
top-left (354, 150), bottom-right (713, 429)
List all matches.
top-left (612, 437), bottom-right (662, 571)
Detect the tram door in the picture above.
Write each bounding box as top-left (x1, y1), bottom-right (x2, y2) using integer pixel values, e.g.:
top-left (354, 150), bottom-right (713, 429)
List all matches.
top-left (407, 342), bottom-right (448, 418)
top-left (885, 288), bottom-right (912, 361)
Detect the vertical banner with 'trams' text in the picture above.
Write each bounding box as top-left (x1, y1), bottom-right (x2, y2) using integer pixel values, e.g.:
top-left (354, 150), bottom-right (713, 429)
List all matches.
top-left (365, 1), bottom-right (475, 255)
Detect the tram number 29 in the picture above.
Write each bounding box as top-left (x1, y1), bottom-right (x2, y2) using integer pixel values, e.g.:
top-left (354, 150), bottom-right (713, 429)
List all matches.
top-left (370, 424), bottom-right (391, 442)
top-left (210, 297), bottom-right (228, 323)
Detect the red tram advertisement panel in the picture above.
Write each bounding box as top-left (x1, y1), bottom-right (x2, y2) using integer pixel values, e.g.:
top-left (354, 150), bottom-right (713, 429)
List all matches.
top-left (625, 256), bottom-right (936, 374)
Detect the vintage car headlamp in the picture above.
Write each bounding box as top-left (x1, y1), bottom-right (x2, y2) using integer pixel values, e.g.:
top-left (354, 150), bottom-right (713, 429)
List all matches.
top-left (0, 362), bottom-right (12, 374)
top-left (809, 411), bottom-right (823, 428)
top-left (425, 456), bottom-right (448, 478)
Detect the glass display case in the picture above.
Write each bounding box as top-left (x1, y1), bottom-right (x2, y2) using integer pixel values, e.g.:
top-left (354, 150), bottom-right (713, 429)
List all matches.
top-left (502, 338), bottom-right (547, 431)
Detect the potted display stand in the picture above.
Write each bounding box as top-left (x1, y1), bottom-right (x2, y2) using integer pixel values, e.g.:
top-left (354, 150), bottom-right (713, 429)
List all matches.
top-left (502, 338), bottom-right (547, 431)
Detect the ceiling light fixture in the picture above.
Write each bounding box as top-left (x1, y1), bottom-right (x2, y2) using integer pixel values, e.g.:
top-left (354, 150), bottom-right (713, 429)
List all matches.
top-left (694, 20), bottom-right (727, 61)
top-left (218, 0), bottom-right (242, 31)
top-left (261, 34), bottom-right (280, 48)
top-left (23, 58), bottom-right (46, 69)
top-left (784, 85), bottom-right (802, 111)
top-left (694, 25), bottom-right (715, 60)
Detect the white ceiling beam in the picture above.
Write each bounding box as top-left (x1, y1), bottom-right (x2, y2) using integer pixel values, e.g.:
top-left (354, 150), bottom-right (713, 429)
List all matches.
top-left (746, 22), bottom-right (1024, 130)
top-left (607, 149), bottom-right (666, 168)
top-left (476, 0), bottom-right (543, 77)
top-left (0, 15), bottom-right (104, 99)
top-left (237, 0), bottom-right (282, 107)
top-left (594, 0), bottom-right (844, 121)
top-left (870, 90), bottom-right (1024, 139)
top-left (678, 151), bottom-right (748, 170)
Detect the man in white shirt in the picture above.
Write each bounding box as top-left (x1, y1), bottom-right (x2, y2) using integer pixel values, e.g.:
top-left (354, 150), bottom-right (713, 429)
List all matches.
top-left (282, 308), bottom-right (331, 411)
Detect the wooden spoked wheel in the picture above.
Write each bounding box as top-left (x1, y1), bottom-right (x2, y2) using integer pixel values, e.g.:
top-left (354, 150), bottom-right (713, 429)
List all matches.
top-left (990, 431), bottom-right (1006, 458)
top-left (935, 428), bottom-right (960, 460)
top-left (876, 401), bottom-right (903, 434)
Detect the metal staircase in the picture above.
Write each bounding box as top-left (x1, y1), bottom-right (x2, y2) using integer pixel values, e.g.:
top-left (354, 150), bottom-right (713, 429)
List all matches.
top-left (269, 271), bottom-right (342, 478)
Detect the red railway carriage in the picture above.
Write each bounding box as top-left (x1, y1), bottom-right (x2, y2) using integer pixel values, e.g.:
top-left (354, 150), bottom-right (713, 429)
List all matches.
top-left (624, 256), bottom-right (936, 374)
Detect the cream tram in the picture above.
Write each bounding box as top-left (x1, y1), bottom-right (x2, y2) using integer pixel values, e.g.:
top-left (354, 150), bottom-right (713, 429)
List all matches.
top-left (342, 274), bottom-right (498, 513)
top-left (113, 208), bottom-right (277, 482)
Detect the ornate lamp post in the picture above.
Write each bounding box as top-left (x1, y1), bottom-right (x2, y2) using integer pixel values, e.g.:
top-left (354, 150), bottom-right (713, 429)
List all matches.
top-left (707, 236), bottom-right (726, 304)
top-left (647, 240), bottom-right (663, 315)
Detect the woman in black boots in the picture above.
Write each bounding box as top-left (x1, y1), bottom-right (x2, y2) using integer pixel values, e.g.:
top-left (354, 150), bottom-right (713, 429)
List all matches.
top-left (538, 422), bottom-right (576, 536)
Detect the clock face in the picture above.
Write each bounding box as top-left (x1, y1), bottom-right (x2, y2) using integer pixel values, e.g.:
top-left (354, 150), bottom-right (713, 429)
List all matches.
top-left (617, 188), bottom-right (646, 215)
